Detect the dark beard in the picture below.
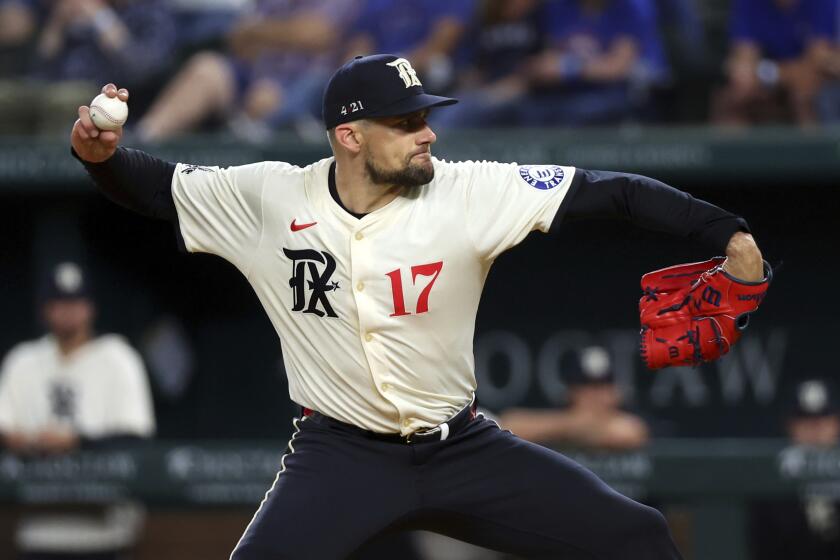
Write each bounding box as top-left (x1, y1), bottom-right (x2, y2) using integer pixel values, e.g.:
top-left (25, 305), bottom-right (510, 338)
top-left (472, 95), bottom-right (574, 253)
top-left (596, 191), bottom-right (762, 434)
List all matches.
top-left (364, 154), bottom-right (434, 189)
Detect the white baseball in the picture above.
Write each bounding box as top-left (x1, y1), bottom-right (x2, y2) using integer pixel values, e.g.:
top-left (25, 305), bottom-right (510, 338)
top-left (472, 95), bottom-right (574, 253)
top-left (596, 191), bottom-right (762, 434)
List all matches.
top-left (89, 93), bottom-right (129, 131)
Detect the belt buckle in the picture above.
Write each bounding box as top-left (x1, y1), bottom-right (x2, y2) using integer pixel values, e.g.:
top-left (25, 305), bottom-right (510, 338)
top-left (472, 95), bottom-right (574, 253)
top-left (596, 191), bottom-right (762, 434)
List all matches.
top-left (405, 422), bottom-right (450, 444)
top-left (404, 429), bottom-right (428, 444)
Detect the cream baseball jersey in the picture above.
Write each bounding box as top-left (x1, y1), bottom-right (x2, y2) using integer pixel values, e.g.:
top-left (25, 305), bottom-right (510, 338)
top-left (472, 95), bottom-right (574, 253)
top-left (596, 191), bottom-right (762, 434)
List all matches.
top-left (0, 335), bottom-right (155, 438)
top-left (171, 158), bottom-right (576, 434)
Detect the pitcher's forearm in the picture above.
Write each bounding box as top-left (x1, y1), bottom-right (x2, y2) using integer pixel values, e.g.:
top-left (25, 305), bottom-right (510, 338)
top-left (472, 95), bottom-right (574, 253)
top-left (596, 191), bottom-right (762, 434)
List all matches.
top-left (73, 146), bottom-right (177, 221)
top-left (557, 170), bottom-right (750, 254)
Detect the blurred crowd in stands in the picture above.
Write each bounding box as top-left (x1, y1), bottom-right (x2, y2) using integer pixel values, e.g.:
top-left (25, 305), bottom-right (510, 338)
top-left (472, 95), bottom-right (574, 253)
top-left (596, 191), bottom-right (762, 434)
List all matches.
top-left (2, 3), bottom-right (840, 558)
top-left (0, 0), bottom-right (839, 140)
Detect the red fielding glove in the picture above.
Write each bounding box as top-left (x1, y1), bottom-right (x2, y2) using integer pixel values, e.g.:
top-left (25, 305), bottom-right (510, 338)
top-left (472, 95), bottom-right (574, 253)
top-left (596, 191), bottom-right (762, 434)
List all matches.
top-left (639, 257), bottom-right (771, 370)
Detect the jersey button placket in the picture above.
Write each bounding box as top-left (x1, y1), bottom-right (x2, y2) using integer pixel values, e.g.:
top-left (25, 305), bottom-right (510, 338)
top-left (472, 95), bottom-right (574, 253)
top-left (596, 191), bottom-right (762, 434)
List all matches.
top-left (350, 225), bottom-right (371, 346)
top-left (350, 226), bottom-right (391, 407)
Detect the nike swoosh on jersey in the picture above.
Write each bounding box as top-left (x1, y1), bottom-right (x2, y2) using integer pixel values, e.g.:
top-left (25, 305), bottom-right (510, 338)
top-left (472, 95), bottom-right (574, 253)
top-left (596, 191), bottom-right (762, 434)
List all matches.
top-left (291, 219), bottom-right (317, 232)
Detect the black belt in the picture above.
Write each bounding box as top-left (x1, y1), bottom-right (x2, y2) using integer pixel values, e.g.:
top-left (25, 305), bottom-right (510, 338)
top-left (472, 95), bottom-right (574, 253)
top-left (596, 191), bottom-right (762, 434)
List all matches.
top-left (301, 399), bottom-right (478, 444)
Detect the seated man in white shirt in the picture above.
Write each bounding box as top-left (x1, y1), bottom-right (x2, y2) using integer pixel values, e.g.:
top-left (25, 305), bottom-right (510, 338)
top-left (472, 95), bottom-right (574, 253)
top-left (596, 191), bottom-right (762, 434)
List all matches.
top-left (0, 261), bottom-right (155, 560)
top-left (500, 345), bottom-right (649, 451)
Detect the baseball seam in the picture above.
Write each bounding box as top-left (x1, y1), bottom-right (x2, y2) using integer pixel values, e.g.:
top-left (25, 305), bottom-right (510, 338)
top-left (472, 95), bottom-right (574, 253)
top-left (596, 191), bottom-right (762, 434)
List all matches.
top-left (91, 104), bottom-right (123, 125)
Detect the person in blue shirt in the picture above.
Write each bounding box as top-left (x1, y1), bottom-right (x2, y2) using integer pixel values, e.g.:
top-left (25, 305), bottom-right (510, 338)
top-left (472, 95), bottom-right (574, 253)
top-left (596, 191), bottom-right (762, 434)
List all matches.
top-left (517, 0), bottom-right (667, 126)
top-left (430, 0), bottom-right (544, 128)
top-left (811, 0), bottom-right (840, 123)
top-left (0, 0), bottom-right (176, 135)
top-left (33, 0), bottom-right (176, 93)
top-left (713, 0), bottom-right (835, 126)
top-left (345, 0), bottom-right (476, 93)
top-left (136, 0), bottom-right (362, 142)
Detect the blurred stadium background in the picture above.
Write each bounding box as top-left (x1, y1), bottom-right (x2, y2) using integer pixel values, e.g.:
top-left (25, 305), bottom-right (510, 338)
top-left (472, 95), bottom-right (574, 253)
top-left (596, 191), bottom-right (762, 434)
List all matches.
top-left (1, 0), bottom-right (839, 559)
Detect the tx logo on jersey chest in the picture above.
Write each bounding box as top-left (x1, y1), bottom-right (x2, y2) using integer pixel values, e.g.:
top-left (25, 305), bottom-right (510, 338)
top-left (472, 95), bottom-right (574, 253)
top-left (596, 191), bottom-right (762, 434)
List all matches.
top-left (283, 248), bottom-right (339, 318)
top-left (49, 381), bottom-right (76, 421)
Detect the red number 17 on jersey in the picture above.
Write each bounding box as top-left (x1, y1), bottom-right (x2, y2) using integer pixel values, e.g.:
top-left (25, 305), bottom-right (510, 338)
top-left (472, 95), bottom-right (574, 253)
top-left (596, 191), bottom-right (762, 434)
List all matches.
top-left (386, 261), bottom-right (443, 317)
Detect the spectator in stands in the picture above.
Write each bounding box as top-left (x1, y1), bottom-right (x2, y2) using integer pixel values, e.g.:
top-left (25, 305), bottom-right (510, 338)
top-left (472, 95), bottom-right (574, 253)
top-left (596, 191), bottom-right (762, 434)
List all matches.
top-left (713, 0), bottom-right (835, 127)
top-left (653, 0), bottom-right (704, 67)
top-left (431, 0), bottom-right (543, 128)
top-left (810, 0), bottom-right (840, 123)
top-left (0, 261), bottom-right (155, 560)
top-left (515, 0), bottom-right (667, 126)
top-left (750, 379), bottom-right (840, 559)
top-left (166, 0), bottom-right (243, 55)
top-left (0, 0), bottom-right (176, 136)
top-left (0, 0), bottom-right (37, 75)
top-left (648, 0), bottom-right (708, 123)
top-left (0, 0), bottom-right (41, 134)
top-left (344, 0), bottom-right (476, 94)
top-left (499, 346), bottom-right (649, 450)
top-left (33, 0), bottom-right (175, 87)
top-left (136, 0), bottom-right (362, 143)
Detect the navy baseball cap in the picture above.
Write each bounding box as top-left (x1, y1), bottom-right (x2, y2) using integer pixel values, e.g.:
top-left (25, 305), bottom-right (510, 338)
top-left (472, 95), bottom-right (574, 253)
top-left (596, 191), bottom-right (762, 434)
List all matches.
top-left (564, 346), bottom-right (616, 386)
top-left (789, 379), bottom-right (839, 418)
top-left (39, 261), bottom-right (92, 302)
top-left (322, 54), bottom-right (458, 129)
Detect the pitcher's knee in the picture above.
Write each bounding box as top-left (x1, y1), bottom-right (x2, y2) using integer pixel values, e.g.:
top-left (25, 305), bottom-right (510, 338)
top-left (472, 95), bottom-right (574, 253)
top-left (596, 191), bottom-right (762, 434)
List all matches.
top-left (636, 504), bottom-right (671, 541)
top-left (616, 503), bottom-right (679, 558)
top-left (231, 542), bottom-right (295, 560)
top-left (231, 537), bottom-right (347, 560)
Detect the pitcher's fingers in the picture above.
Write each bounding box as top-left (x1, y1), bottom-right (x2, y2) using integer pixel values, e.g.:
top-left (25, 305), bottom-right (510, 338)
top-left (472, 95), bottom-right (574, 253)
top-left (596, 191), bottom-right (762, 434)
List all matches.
top-left (77, 106), bottom-right (99, 138)
top-left (102, 83), bottom-right (117, 97)
top-left (74, 119), bottom-right (91, 141)
top-left (117, 88), bottom-right (129, 102)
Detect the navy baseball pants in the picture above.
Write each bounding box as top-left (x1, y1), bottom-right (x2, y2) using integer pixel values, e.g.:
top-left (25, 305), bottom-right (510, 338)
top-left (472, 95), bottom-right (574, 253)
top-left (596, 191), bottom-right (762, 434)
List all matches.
top-left (230, 404), bottom-right (682, 560)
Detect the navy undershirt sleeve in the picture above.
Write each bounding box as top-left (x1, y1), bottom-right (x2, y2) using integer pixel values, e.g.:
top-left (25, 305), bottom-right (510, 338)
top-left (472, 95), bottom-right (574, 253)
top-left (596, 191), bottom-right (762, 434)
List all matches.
top-left (72, 146), bottom-right (177, 221)
top-left (72, 146), bottom-right (187, 249)
top-left (551, 169), bottom-right (750, 254)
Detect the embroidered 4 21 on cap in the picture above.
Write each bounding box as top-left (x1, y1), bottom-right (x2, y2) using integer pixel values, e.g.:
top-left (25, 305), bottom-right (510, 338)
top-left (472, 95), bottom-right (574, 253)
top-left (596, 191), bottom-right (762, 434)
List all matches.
top-left (322, 54), bottom-right (458, 129)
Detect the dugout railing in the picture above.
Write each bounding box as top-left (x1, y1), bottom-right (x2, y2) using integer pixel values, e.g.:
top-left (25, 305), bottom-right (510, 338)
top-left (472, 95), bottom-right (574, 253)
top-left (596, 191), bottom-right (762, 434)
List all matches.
top-left (2, 126), bottom-right (840, 190)
top-left (0, 439), bottom-right (836, 559)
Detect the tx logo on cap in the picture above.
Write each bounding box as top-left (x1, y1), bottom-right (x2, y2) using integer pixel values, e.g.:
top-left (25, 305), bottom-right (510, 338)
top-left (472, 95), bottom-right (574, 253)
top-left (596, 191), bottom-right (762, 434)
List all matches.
top-left (387, 58), bottom-right (422, 88)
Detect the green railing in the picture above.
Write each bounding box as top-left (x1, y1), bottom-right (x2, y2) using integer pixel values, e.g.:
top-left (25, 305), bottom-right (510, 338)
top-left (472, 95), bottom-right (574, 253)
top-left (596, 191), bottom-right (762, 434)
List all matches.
top-left (3, 126), bottom-right (840, 191)
top-left (2, 439), bottom-right (838, 559)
